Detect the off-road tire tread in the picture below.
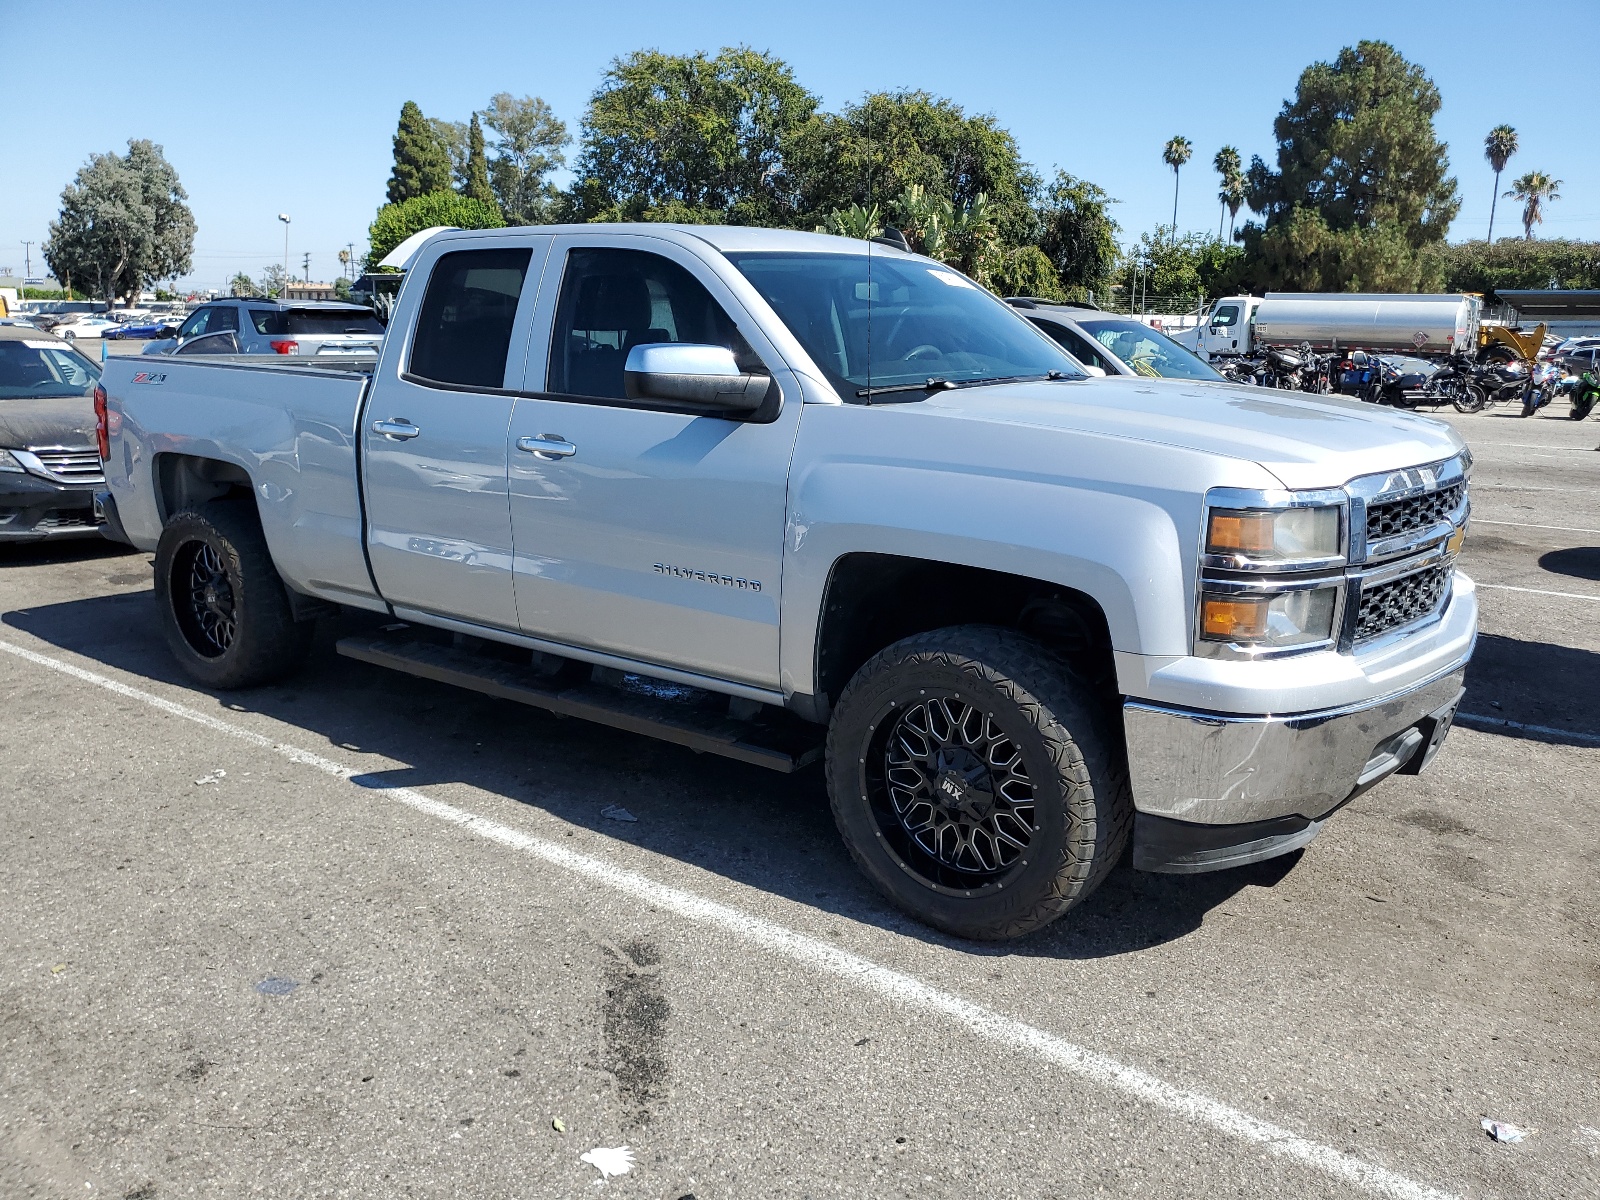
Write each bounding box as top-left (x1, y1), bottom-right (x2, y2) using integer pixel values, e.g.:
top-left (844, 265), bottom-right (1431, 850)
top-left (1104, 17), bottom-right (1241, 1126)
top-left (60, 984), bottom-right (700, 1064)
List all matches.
top-left (825, 625), bottom-right (1131, 940)
top-left (154, 500), bottom-right (312, 689)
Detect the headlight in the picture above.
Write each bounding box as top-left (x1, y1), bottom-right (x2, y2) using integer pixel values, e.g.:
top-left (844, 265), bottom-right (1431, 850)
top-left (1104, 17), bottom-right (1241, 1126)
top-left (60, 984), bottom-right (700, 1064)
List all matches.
top-left (0, 449), bottom-right (25, 473)
top-left (1206, 505), bottom-right (1341, 564)
top-left (1199, 585), bottom-right (1338, 648)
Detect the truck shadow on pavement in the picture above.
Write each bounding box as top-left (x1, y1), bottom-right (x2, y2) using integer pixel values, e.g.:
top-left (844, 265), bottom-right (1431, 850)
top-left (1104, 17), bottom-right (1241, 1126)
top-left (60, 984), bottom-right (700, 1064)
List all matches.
top-left (1537, 546), bottom-right (1600, 582)
top-left (11, 592), bottom-right (1311, 960)
top-left (1462, 631), bottom-right (1600, 746)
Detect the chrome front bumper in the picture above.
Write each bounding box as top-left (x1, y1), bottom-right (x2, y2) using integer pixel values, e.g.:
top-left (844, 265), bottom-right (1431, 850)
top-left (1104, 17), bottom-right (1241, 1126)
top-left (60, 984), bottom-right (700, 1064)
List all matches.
top-left (1122, 662), bottom-right (1467, 828)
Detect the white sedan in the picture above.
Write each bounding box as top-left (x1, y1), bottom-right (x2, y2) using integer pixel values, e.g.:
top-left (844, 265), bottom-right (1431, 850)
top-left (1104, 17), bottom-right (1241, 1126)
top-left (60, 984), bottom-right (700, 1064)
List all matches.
top-left (48, 315), bottom-right (120, 341)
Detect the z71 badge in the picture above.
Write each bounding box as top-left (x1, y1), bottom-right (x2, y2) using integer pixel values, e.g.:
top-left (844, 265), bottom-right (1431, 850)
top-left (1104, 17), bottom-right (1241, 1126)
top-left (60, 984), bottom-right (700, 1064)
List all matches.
top-left (130, 372), bottom-right (167, 385)
top-left (654, 563), bottom-right (761, 592)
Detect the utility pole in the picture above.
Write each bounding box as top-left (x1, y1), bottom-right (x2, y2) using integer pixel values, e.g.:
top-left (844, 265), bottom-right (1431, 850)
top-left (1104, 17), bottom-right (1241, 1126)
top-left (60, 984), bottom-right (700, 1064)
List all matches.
top-left (21, 241), bottom-right (33, 279)
top-left (346, 242), bottom-right (356, 280)
top-left (302, 252), bottom-right (311, 283)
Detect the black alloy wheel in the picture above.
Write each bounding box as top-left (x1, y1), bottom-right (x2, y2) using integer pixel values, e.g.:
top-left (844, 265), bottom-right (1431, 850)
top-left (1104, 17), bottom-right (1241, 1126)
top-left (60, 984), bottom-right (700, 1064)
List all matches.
top-left (826, 625), bottom-right (1132, 940)
top-left (154, 500), bottom-right (313, 688)
top-left (172, 540), bottom-right (238, 657)
top-left (870, 693), bottom-right (1037, 893)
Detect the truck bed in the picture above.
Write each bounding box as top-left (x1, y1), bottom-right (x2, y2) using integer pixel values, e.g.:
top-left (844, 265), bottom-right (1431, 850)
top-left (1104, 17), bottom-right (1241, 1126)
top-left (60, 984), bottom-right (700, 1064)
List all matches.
top-left (100, 354), bottom-right (381, 610)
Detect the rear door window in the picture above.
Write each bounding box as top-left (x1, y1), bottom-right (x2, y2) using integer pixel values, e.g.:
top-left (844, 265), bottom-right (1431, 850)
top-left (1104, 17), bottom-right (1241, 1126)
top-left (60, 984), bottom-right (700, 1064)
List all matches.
top-left (211, 306), bottom-right (240, 332)
top-left (408, 248), bottom-right (533, 389)
top-left (248, 309), bottom-right (285, 335)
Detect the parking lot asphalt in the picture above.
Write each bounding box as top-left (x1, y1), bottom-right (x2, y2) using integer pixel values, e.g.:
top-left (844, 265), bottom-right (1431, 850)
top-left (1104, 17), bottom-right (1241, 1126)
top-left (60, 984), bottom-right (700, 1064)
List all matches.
top-left (1, 402), bottom-right (1597, 1200)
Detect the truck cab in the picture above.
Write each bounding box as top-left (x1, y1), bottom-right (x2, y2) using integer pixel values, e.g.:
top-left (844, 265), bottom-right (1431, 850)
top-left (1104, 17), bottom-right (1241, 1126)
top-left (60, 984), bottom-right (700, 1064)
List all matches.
top-left (1175, 296), bottom-right (1261, 359)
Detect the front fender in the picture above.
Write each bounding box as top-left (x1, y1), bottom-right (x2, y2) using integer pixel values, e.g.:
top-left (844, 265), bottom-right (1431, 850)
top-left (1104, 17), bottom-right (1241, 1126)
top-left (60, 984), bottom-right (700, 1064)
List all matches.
top-left (776, 403), bottom-right (1281, 699)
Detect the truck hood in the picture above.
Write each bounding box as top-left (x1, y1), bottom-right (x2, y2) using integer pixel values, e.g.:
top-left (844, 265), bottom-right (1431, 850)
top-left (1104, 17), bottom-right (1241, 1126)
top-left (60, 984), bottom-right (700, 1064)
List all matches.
top-left (930, 376), bottom-right (1465, 490)
top-left (0, 394), bottom-right (97, 449)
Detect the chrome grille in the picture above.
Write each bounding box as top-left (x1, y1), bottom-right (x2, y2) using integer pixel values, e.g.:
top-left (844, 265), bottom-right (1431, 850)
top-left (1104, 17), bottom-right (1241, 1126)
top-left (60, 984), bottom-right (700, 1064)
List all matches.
top-left (29, 448), bottom-right (104, 484)
top-left (1366, 482), bottom-right (1464, 544)
top-left (1355, 565), bottom-right (1450, 642)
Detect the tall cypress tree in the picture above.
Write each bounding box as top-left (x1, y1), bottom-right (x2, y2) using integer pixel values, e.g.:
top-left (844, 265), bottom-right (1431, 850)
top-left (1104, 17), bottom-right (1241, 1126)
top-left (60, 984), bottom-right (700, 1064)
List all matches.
top-left (387, 101), bottom-right (453, 204)
top-left (462, 113), bottom-right (496, 207)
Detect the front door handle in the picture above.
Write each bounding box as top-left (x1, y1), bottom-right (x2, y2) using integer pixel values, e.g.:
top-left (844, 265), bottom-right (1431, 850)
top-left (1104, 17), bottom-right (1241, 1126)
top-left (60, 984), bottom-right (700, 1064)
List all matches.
top-left (373, 419), bottom-right (421, 440)
top-left (516, 434), bottom-right (577, 460)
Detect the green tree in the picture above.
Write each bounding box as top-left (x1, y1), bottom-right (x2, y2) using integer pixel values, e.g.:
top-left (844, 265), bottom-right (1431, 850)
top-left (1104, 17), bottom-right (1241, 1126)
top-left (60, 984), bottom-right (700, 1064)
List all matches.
top-left (788, 90), bottom-right (1039, 244)
top-left (1162, 136), bottom-right (1192, 241)
top-left (479, 93), bottom-right (569, 224)
top-left (1119, 227), bottom-right (1246, 308)
top-left (1034, 171), bottom-right (1119, 299)
top-left (1506, 170), bottom-right (1560, 240)
top-left (568, 47), bottom-right (817, 225)
top-left (387, 101), bottom-right (453, 203)
top-left (462, 113), bottom-right (496, 205)
top-left (431, 117), bottom-right (468, 182)
top-left (1434, 238), bottom-right (1600, 294)
top-left (1483, 124), bottom-right (1518, 243)
top-left (229, 271), bottom-right (257, 297)
top-left (1219, 172), bottom-right (1247, 243)
top-left (1212, 146), bottom-right (1242, 240)
top-left (1241, 41), bottom-right (1459, 291)
top-left (814, 203), bottom-right (882, 239)
top-left (257, 263), bottom-right (291, 299)
top-left (43, 139), bottom-right (195, 307)
top-left (368, 191), bottom-right (504, 262)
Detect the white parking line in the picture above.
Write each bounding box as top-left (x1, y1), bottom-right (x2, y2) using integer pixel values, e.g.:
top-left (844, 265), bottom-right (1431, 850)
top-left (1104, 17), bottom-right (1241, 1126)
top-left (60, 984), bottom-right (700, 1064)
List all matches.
top-left (0, 638), bottom-right (1458, 1200)
top-left (1472, 519), bottom-right (1600, 536)
top-left (1477, 582), bottom-right (1600, 602)
top-left (1457, 712), bottom-right (1600, 746)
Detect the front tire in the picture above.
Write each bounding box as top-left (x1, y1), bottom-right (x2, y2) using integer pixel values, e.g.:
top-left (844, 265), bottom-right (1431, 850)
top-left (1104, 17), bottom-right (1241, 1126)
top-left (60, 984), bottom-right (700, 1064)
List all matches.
top-left (154, 500), bottom-right (313, 688)
top-left (1453, 384), bottom-right (1487, 414)
top-left (825, 626), bottom-right (1132, 940)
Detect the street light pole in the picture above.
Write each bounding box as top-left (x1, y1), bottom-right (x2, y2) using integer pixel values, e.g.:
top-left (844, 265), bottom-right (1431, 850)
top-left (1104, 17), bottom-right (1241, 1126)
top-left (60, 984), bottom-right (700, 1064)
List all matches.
top-left (277, 214), bottom-right (291, 282)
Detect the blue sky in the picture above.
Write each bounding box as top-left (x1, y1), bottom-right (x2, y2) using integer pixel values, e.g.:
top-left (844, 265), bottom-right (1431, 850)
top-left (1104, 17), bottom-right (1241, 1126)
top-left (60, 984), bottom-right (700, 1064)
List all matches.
top-left (3, 0), bottom-right (1594, 291)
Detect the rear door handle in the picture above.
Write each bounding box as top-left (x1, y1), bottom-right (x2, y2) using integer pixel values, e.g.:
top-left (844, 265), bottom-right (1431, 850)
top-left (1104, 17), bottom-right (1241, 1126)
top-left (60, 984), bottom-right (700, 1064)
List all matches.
top-left (516, 434), bottom-right (577, 460)
top-left (373, 419), bottom-right (421, 440)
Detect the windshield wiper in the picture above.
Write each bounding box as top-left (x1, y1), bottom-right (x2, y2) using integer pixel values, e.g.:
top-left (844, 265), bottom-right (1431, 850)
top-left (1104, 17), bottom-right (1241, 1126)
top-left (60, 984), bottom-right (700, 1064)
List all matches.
top-left (854, 371), bottom-right (1074, 398)
top-left (855, 377), bottom-right (958, 398)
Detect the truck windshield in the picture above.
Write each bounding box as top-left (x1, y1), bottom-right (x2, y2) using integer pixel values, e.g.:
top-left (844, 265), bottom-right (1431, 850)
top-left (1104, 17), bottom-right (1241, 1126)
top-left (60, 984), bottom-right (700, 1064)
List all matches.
top-left (725, 251), bottom-right (1084, 397)
top-left (0, 339), bottom-right (101, 399)
top-left (1075, 318), bottom-right (1223, 381)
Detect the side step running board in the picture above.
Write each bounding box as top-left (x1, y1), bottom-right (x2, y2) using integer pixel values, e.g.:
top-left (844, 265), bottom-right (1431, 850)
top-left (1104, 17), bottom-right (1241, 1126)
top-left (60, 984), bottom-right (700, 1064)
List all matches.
top-left (336, 633), bottom-right (824, 773)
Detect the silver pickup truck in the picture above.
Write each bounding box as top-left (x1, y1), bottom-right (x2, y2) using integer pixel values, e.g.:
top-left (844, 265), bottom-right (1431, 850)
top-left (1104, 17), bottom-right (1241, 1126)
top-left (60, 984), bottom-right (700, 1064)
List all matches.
top-left (95, 225), bottom-right (1476, 940)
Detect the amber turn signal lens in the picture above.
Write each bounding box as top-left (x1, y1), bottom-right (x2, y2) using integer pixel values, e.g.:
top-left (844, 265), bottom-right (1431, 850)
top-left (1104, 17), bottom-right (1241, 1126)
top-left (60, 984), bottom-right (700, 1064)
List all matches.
top-left (1201, 596), bottom-right (1270, 640)
top-left (1207, 511), bottom-right (1277, 555)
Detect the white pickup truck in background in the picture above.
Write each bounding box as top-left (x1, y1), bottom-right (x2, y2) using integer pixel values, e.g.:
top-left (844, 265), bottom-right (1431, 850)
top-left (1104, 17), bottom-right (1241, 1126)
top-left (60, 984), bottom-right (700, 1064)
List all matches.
top-left (95, 225), bottom-right (1477, 940)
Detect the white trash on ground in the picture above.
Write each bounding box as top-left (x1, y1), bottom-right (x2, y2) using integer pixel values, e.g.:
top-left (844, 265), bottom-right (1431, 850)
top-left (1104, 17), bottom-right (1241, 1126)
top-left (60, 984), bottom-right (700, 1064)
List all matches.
top-left (600, 804), bottom-right (637, 823)
top-left (580, 1146), bottom-right (635, 1178)
top-left (1481, 1118), bottom-right (1529, 1143)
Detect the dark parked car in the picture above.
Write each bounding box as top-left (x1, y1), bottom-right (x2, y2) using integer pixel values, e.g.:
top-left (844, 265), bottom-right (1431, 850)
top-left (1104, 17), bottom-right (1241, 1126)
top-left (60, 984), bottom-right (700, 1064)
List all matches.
top-left (0, 327), bottom-right (105, 541)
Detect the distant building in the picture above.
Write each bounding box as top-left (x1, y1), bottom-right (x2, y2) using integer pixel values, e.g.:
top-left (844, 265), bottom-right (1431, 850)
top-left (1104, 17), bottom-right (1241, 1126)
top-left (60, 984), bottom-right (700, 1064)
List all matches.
top-left (281, 281), bottom-right (338, 300)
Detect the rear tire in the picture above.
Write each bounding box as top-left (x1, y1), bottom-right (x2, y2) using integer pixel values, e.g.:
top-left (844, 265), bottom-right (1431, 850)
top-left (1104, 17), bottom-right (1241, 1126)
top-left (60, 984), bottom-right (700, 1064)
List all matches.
top-left (154, 500), bottom-right (313, 688)
top-left (1573, 394), bottom-right (1597, 421)
top-left (825, 626), bottom-right (1132, 941)
top-left (1453, 384), bottom-right (1487, 414)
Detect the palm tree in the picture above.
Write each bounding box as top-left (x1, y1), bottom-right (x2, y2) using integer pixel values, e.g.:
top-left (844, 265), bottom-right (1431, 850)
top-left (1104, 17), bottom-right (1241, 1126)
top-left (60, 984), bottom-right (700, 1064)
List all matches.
top-left (1219, 174), bottom-right (1248, 242)
top-left (1213, 146), bottom-right (1242, 240)
top-left (1163, 136), bottom-right (1192, 244)
top-left (1506, 171), bottom-right (1561, 240)
top-left (1483, 125), bottom-right (1518, 242)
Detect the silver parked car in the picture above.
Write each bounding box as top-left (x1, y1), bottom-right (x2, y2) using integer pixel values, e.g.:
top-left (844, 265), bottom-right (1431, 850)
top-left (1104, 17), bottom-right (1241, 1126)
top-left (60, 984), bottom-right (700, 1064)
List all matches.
top-left (144, 298), bottom-right (384, 358)
top-left (1006, 299), bottom-right (1226, 382)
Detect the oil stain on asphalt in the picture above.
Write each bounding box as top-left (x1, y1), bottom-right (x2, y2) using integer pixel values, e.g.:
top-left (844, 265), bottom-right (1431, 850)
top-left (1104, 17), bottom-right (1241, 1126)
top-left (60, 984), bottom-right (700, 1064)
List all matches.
top-left (600, 938), bottom-right (670, 1127)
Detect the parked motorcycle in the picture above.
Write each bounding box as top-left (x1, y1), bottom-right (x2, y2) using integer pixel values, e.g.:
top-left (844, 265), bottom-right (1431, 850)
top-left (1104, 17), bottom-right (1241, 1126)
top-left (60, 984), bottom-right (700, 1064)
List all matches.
top-left (1569, 367), bottom-right (1600, 421)
top-left (1521, 362), bottom-right (1561, 418)
top-left (1426, 360), bottom-right (1490, 414)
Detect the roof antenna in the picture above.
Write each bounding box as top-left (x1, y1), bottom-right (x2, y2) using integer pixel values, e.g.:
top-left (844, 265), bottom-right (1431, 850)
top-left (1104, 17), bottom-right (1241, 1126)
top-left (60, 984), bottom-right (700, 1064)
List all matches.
top-left (871, 226), bottom-right (910, 252)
